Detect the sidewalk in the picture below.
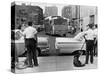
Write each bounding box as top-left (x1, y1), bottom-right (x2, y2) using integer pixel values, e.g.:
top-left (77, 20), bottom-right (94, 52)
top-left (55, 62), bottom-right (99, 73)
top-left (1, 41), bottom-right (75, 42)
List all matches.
top-left (15, 56), bottom-right (97, 73)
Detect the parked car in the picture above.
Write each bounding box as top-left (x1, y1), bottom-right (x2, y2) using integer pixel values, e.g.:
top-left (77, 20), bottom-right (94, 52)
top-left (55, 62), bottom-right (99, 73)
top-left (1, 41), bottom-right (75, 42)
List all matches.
top-left (55, 32), bottom-right (86, 54)
top-left (11, 30), bottom-right (50, 56)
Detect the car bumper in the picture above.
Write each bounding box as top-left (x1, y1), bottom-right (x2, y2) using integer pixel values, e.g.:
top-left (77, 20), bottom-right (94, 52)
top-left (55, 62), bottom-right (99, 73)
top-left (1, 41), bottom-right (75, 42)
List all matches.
top-left (40, 47), bottom-right (50, 54)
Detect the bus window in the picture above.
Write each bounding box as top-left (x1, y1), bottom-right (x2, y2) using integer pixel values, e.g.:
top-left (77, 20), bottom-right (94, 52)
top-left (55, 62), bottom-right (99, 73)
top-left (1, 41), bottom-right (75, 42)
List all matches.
top-left (54, 18), bottom-right (67, 25)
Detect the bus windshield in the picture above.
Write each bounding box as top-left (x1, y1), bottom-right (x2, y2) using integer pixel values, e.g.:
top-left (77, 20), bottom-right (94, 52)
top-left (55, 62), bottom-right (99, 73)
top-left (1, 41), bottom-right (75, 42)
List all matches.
top-left (53, 18), bottom-right (67, 25)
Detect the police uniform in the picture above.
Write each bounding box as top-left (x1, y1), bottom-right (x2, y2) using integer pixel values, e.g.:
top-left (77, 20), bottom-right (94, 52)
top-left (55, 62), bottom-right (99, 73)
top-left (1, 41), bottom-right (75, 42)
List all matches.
top-left (83, 28), bottom-right (97, 64)
top-left (23, 26), bottom-right (38, 67)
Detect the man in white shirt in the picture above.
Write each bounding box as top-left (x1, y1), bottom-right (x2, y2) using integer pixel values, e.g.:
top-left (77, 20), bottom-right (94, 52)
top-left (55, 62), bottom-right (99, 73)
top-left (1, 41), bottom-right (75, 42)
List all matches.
top-left (83, 24), bottom-right (97, 64)
top-left (22, 22), bottom-right (38, 67)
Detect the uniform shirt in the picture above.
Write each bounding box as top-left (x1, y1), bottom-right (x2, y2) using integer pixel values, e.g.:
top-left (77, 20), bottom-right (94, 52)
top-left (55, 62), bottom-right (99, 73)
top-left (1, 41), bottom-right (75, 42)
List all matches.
top-left (23, 26), bottom-right (37, 39)
top-left (93, 28), bottom-right (98, 40)
top-left (83, 29), bottom-right (97, 40)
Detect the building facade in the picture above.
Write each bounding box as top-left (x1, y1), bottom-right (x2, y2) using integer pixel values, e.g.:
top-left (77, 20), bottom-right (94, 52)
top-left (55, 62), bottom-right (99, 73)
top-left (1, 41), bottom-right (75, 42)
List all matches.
top-left (44, 6), bottom-right (58, 17)
top-left (80, 6), bottom-right (97, 30)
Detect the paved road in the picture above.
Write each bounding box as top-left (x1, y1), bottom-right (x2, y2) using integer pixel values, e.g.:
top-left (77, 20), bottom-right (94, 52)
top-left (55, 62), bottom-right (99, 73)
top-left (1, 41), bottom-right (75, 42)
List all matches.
top-left (15, 56), bottom-right (97, 73)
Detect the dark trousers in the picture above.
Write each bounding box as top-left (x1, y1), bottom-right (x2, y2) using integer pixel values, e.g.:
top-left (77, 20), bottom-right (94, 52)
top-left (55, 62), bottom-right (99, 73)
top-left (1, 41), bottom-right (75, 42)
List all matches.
top-left (25, 38), bottom-right (38, 66)
top-left (94, 40), bottom-right (97, 56)
top-left (85, 40), bottom-right (94, 64)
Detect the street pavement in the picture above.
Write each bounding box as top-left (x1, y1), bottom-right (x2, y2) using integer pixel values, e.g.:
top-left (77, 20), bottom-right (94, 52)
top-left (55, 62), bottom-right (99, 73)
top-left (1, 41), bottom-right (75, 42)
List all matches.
top-left (15, 55), bottom-right (97, 73)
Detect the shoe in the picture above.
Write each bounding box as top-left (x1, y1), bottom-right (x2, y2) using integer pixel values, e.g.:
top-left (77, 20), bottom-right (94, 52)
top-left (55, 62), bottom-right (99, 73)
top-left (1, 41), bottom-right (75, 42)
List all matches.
top-left (85, 62), bottom-right (88, 64)
top-left (91, 62), bottom-right (93, 64)
top-left (34, 64), bottom-right (39, 67)
top-left (28, 65), bottom-right (33, 68)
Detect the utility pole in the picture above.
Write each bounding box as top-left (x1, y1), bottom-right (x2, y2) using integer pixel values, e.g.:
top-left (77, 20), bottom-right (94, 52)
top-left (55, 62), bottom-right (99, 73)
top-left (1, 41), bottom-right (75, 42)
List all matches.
top-left (75, 5), bottom-right (81, 31)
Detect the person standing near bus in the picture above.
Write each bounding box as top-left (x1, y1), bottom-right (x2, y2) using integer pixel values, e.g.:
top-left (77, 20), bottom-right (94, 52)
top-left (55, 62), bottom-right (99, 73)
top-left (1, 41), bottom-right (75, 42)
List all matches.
top-left (22, 22), bottom-right (39, 67)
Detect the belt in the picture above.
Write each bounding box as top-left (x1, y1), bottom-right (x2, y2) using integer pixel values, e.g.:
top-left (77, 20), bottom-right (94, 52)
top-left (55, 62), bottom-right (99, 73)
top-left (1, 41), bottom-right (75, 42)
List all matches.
top-left (25, 38), bottom-right (35, 40)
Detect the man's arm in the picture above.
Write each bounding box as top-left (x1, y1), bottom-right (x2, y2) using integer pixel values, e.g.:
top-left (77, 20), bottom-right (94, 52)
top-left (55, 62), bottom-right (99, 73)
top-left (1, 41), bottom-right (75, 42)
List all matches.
top-left (20, 29), bottom-right (26, 38)
top-left (74, 32), bottom-right (86, 41)
top-left (34, 29), bottom-right (38, 41)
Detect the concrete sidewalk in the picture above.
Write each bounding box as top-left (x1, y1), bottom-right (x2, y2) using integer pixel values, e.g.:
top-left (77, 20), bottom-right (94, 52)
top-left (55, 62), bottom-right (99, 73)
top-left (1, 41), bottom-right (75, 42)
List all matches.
top-left (15, 56), bottom-right (97, 73)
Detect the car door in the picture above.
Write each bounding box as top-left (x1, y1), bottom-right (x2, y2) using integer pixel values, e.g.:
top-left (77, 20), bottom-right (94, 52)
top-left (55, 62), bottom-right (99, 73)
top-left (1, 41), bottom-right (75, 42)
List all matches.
top-left (55, 38), bottom-right (85, 53)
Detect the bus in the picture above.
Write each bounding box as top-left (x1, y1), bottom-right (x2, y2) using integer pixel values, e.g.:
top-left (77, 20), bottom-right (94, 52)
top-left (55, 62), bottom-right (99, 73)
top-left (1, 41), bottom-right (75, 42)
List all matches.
top-left (44, 16), bottom-right (69, 36)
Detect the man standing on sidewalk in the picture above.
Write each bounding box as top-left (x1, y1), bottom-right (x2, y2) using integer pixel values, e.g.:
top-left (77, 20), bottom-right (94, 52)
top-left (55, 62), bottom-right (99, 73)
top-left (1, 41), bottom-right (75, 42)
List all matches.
top-left (83, 24), bottom-right (97, 64)
top-left (22, 21), bottom-right (38, 67)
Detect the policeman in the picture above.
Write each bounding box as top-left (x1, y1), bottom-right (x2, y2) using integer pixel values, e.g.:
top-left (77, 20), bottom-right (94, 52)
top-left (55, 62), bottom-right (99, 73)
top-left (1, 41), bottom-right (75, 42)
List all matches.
top-left (83, 24), bottom-right (97, 64)
top-left (22, 22), bottom-right (38, 67)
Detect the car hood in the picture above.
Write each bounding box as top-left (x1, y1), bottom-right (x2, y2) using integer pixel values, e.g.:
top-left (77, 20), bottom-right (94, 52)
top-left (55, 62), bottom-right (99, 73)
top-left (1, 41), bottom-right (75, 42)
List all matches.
top-left (56, 32), bottom-right (85, 43)
top-left (56, 37), bottom-right (85, 43)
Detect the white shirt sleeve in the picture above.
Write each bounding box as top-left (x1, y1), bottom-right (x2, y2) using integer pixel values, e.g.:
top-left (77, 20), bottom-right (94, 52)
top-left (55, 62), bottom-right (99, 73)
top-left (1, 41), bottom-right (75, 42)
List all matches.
top-left (33, 28), bottom-right (37, 34)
